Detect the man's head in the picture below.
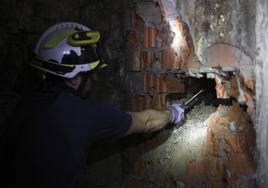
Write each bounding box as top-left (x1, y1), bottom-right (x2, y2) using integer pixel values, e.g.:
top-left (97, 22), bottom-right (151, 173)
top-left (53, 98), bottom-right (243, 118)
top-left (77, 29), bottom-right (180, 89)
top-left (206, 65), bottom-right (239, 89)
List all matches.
top-left (64, 72), bottom-right (98, 98)
top-left (31, 22), bottom-right (107, 96)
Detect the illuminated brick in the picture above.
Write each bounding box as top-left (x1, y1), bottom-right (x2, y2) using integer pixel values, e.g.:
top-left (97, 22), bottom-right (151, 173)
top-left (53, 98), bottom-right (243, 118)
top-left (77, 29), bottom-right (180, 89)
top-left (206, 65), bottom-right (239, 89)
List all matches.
top-left (130, 10), bottom-right (145, 29)
top-left (144, 28), bottom-right (159, 48)
top-left (141, 51), bottom-right (155, 68)
top-left (162, 48), bottom-right (181, 70)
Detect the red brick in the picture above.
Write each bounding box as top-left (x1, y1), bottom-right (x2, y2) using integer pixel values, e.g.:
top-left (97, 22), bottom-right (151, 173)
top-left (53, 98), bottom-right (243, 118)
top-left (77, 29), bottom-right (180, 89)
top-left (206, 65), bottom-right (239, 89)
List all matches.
top-left (230, 75), bottom-right (239, 100)
top-left (128, 32), bottom-right (142, 48)
top-left (144, 28), bottom-right (159, 48)
top-left (225, 153), bottom-right (256, 177)
top-left (131, 10), bottom-right (145, 29)
top-left (141, 51), bottom-right (155, 67)
top-left (162, 48), bottom-right (181, 69)
top-left (214, 74), bottom-right (231, 99)
top-left (244, 75), bottom-right (255, 91)
top-left (152, 94), bottom-right (167, 110)
top-left (185, 160), bottom-right (203, 185)
top-left (180, 45), bottom-right (191, 69)
top-left (180, 20), bottom-right (192, 69)
top-left (129, 96), bottom-right (147, 111)
top-left (209, 158), bottom-right (224, 177)
top-left (127, 50), bottom-right (143, 71)
top-left (169, 17), bottom-right (191, 69)
top-left (245, 91), bottom-right (254, 117)
top-left (205, 43), bottom-right (238, 68)
top-left (210, 131), bottom-right (220, 157)
top-left (144, 95), bottom-right (152, 109)
top-left (193, 102), bottom-right (256, 187)
top-left (224, 134), bottom-right (245, 153)
top-left (143, 74), bottom-right (161, 93)
top-left (143, 74), bottom-right (184, 93)
top-left (166, 75), bottom-right (184, 93)
top-left (128, 95), bottom-right (168, 110)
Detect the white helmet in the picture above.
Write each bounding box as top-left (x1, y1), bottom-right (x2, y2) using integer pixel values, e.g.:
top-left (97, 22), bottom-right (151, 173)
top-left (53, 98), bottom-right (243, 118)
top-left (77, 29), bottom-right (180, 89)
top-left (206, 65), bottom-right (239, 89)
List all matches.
top-left (31, 22), bottom-right (105, 78)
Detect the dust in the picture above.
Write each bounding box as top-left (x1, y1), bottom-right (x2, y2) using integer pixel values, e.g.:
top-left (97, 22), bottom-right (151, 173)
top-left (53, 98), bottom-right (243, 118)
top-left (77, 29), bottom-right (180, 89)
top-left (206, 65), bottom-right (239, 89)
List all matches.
top-left (142, 102), bottom-right (216, 183)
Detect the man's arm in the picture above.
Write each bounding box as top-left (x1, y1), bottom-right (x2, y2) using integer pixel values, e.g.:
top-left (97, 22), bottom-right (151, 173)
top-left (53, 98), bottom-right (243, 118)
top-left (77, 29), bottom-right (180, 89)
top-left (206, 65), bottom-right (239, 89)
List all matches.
top-left (125, 109), bottom-right (172, 135)
top-left (124, 104), bottom-right (185, 136)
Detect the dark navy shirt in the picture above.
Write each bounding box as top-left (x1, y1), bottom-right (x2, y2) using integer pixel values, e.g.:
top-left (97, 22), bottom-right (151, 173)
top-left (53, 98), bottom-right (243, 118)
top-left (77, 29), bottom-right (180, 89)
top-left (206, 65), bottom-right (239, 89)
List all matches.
top-left (4, 89), bottom-right (132, 188)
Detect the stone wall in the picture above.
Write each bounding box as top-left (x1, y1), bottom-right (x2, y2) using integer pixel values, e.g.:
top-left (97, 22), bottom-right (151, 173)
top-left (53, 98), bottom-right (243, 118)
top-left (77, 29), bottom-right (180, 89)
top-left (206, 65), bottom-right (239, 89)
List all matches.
top-left (176, 0), bottom-right (256, 63)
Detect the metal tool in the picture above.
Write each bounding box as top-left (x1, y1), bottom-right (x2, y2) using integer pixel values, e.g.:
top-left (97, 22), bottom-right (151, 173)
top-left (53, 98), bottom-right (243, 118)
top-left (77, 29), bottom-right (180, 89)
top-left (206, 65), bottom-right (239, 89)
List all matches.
top-left (184, 90), bottom-right (204, 112)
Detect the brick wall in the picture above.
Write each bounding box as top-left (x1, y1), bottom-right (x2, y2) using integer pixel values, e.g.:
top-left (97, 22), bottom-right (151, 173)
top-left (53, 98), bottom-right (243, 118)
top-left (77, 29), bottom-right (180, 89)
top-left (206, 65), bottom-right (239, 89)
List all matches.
top-left (125, 1), bottom-right (191, 111)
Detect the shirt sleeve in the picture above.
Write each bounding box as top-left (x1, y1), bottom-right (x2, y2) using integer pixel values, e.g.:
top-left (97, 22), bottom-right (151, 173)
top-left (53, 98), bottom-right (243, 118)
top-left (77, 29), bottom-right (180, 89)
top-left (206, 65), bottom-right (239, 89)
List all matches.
top-left (88, 101), bottom-right (132, 140)
top-left (55, 93), bottom-right (132, 142)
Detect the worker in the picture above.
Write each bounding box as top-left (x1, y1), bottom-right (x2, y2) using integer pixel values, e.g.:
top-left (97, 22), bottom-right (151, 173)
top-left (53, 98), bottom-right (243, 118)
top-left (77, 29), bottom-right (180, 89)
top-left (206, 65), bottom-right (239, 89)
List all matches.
top-left (1, 22), bottom-right (184, 188)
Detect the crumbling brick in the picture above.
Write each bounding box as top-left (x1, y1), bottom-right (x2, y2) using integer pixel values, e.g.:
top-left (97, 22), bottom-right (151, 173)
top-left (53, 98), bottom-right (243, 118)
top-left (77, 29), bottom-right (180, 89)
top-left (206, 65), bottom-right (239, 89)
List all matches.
top-left (141, 51), bottom-right (155, 68)
top-left (215, 74), bottom-right (231, 99)
top-left (158, 25), bottom-right (173, 48)
top-left (184, 102), bottom-right (256, 187)
top-left (166, 75), bottom-right (185, 93)
top-left (185, 160), bottom-right (200, 184)
top-left (131, 10), bottom-right (145, 29)
top-left (162, 48), bottom-right (181, 69)
top-left (230, 74), bottom-right (239, 99)
top-left (152, 94), bottom-right (167, 110)
top-left (127, 50), bottom-right (143, 71)
top-left (128, 31), bottom-right (142, 48)
top-left (208, 103), bottom-right (255, 185)
top-left (144, 28), bottom-right (159, 48)
top-left (205, 43), bottom-right (238, 68)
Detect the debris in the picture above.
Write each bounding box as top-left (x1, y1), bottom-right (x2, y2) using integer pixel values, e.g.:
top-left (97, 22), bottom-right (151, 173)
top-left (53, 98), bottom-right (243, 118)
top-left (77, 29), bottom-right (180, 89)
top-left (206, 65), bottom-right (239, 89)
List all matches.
top-left (228, 121), bottom-right (238, 132)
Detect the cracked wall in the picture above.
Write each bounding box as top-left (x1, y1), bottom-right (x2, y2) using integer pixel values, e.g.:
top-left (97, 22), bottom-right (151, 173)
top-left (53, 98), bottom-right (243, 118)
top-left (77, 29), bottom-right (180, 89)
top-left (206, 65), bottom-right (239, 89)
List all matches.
top-left (124, 0), bottom-right (259, 187)
top-left (0, 0), bottom-right (267, 187)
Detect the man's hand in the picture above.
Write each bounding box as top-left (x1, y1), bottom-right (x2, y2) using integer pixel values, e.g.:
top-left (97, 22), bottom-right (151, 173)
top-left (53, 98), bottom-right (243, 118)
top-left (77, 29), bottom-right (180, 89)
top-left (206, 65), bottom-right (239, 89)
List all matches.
top-left (125, 109), bottom-right (172, 135)
top-left (125, 103), bottom-right (185, 136)
top-left (168, 104), bottom-right (185, 124)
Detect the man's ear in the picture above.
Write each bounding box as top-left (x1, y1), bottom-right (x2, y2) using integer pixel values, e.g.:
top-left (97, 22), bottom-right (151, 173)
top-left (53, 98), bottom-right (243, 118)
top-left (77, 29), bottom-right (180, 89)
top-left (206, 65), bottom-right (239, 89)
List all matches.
top-left (64, 75), bottom-right (82, 90)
